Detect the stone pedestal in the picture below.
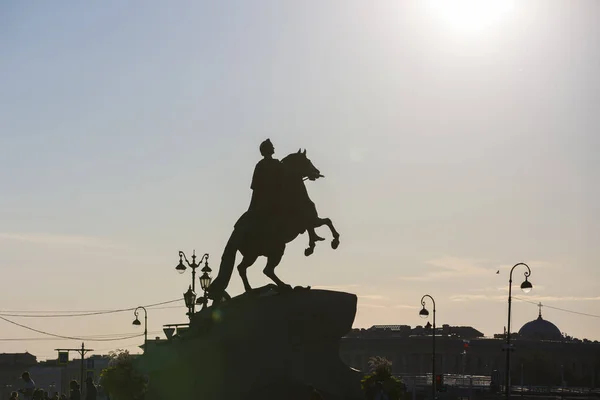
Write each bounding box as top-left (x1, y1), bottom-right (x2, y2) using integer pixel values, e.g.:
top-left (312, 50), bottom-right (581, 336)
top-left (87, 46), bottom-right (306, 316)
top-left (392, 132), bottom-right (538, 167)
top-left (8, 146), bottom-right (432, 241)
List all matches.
top-left (141, 287), bottom-right (363, 400)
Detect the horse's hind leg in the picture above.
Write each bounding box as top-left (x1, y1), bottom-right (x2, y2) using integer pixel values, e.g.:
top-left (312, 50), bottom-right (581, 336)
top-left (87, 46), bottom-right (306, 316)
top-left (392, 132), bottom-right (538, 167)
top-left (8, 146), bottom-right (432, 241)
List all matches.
top-left (237, 254), bottom-right (259, 293)
top-left (263, 248), bottom-right (291, 290)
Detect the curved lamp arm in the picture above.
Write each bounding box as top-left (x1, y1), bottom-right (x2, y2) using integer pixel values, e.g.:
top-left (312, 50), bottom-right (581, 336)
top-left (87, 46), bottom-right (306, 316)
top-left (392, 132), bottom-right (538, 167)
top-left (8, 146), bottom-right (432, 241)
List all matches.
top-left (134, 306), bottom-right (147, 319)
top-left (179, 251), bottom-right (209, 268)
top-left (509, 262), bottom-right (531, 283)
top-left (198, 253), bottom-right (209, 265)
top-left (421, 294), bottom-right (436, 312)
top-left (179, 251), bottom-right (190, 266)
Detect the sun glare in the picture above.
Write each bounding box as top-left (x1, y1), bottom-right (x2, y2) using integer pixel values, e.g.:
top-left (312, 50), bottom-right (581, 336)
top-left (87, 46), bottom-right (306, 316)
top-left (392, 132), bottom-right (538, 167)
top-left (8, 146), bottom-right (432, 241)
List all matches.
top-left (426, 0), bottom-right (516, 34)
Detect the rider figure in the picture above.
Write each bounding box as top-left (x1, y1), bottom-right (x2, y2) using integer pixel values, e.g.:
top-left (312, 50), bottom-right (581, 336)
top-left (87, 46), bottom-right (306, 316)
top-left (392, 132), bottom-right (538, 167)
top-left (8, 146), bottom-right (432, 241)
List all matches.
top-left (249, 139), bottom-right (283, 222)
top-left (249, 139), bottom-right (324, 245)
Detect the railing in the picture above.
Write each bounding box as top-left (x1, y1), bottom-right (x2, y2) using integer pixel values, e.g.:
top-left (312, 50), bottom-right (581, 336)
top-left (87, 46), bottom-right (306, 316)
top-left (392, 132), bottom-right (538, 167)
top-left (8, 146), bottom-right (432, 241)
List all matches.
top-left (510, 386), bottom-right (600, 395)
top-left (397, 376), bottom-right (600, 396)
top-left (396, 374), bottom-right (492, 388)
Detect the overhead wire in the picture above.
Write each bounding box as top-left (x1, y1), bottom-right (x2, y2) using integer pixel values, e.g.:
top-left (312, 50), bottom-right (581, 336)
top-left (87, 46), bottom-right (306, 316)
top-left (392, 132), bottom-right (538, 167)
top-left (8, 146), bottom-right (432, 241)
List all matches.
top-left (0, 315), bottom-right (146, 341)
top-left (513, 296), bottom-right (600, 319)
top-left (84, 341), bottom-right (145, 354)
top-left (0, 298), bottom-right (183, 318)
top-left (0, 331), bottom-right (163, 341)
top-left (0, 297), bottom-right (186, 343)
top-left (36, 342), bottom-right (145, 360)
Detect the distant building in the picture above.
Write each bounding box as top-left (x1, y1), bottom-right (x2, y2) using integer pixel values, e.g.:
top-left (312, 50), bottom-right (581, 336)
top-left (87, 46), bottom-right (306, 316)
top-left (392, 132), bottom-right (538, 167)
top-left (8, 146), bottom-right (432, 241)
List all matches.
top-left (339, 310), bottom-right (600, 387)
top-left (517, 308), bottom-right (563, 341)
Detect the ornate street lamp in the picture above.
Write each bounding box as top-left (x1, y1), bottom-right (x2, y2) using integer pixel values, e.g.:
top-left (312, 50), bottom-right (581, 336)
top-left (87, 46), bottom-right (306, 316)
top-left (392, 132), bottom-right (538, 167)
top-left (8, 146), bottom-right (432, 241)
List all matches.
top-left (196, 261), bottom-right (213, 310)
top-left (183, 285), bottom-right (196, 318)
top-left (419, 294), bottom-right (436, 399)
top-left (505, 263), bottom-right (532, 400)
top-left (176, 250), bottom-right (209, 315)
top-left (132, 306), bottom-right (148, 351)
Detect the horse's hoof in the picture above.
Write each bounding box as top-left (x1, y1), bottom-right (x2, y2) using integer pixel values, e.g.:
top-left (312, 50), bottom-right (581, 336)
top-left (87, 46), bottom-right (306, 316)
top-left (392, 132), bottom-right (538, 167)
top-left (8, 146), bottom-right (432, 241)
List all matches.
top-left (332, 238), bottom-right (340, 249)
top-left (279, 284), bottom-right (293, 292)
top-left (304, 247), bottom-right (314, 256)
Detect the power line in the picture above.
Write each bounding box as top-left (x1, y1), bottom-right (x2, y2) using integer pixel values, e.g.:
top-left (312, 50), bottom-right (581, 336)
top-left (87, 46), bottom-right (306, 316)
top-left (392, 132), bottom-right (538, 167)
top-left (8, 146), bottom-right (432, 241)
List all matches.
top-left (0, 305), bottom-right (182, 318)
top-left (0, 331), bottom-right (163, 341)
top-left (0, 298), bottom-right (183, 318)
top-left (0, 315), bottom-right (145, 341)
top-left (34, 341), bottom-right (147, 359)
top-left (513, 296), bottom-right (600, 319)
top-left (0, 297), bottom-right (184, 345)
top-left (86, 342), bottom-right (144, 354)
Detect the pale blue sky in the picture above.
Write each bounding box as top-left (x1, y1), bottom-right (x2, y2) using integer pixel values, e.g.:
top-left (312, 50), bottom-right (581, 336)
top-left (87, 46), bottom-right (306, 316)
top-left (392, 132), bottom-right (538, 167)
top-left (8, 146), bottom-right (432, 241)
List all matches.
top-left (1, 1), bottom-right (598, 359)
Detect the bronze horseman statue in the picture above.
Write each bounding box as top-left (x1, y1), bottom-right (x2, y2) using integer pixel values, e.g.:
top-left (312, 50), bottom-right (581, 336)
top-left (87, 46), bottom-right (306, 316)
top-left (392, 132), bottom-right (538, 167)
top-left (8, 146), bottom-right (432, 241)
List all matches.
top-left (207, 139), bottom-right (340, 302)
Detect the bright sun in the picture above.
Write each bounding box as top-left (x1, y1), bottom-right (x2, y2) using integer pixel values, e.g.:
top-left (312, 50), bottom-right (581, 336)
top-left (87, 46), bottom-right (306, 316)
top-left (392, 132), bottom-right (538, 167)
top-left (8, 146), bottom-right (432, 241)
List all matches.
top-left (426, 0), bottom-right (516, 33)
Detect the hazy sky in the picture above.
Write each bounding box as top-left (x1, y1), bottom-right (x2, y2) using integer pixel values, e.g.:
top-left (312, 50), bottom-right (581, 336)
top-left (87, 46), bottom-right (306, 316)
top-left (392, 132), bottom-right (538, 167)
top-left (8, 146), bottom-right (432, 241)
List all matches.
top-left (1, 0), bottom-right (598, 360)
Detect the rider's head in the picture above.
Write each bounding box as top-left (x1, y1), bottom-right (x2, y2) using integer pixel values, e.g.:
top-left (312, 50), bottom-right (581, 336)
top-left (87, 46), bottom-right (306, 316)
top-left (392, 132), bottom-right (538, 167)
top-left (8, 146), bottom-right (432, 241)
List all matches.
top-left (260, 139), bottom-right (275, 157)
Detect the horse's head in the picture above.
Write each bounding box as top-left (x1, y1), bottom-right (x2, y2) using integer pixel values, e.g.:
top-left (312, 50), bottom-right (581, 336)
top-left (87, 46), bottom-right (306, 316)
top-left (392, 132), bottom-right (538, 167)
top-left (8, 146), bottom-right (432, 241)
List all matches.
top-left (282, 149), bottom-right (322, 181)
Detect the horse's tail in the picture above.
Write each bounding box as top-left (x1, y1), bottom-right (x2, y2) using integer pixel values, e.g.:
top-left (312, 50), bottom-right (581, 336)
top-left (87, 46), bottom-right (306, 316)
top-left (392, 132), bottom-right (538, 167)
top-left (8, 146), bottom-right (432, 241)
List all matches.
top-left (206, 229), bottom-right (239, 300)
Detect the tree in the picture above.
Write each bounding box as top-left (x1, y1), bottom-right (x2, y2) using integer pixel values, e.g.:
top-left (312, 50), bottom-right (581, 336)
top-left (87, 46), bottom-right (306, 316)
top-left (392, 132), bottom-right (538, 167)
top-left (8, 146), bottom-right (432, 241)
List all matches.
top-left (361, 356), bottom-right (406, 400)
top-left (99, 350), bottom-right (147, 400)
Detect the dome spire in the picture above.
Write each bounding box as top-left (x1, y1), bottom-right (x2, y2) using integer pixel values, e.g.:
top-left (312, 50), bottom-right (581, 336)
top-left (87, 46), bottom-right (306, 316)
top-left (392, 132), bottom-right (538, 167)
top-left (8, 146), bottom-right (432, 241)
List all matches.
top-left (518, 303), bottom-right (562, 341)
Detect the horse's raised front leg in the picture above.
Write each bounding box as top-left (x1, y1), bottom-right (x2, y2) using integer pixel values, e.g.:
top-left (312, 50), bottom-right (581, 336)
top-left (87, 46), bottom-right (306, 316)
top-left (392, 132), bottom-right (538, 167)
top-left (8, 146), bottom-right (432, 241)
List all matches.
top-left (304, 227), bottom-right (324, 256)
top-left (304, 217), bottom-right (340, 256)
top-left (319, 217), bottom-right (340, 249)
top-left (237, 254), bottom-right (259, 293)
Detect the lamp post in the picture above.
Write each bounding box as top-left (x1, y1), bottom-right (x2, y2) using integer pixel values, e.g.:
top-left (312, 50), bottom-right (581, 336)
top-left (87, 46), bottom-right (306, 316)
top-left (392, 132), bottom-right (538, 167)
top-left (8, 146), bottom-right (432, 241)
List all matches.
top-left (419, 294), bottom-right (436, 400)
top-left (505, 263), bottom-right (532, 400)
top-left (132, 306), bottom-right (148, 351)
top-left (176, 250), bottom-right (209, 315)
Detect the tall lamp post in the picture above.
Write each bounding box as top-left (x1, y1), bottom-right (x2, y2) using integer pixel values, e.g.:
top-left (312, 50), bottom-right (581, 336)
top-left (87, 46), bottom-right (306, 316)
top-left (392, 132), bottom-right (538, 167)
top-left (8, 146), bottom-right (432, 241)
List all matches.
top-left (505, 263), bottom-right (532, 400)
top-left (176, 250), bottom-right (209, 315)
top-left (419, 294), bottom-right (436, 400)
top-left (132, 306), bottom-right (148, 351)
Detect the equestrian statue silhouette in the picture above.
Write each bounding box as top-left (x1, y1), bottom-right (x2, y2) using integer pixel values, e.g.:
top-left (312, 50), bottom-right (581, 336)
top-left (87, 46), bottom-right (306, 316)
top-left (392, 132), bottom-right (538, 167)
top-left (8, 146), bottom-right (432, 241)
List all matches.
top-left (206, 140), bottom-right (340, 303)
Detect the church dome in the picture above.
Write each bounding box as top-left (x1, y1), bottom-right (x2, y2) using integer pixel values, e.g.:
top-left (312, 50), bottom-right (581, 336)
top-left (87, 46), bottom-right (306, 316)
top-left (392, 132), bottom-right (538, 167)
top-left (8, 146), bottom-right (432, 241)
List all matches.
top-left (518, 306), bottom-right (562, 341)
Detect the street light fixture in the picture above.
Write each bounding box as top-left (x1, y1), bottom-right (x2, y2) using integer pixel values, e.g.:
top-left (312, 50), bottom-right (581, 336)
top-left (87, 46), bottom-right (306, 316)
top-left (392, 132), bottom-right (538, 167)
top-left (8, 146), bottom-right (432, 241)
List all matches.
top-left (196, 262), bottom-right (213, 310)
top-left (176, 255), bottom-right (186, 274)
top-left (183, 285), bottom-right (196, 318)
top-left (199, 267), bottom-right (212, 291)
top-left (520, 277), bottom-right (532, 293)
top-left (176, 250), bottom-right (209, 315)
top-left (419, 294), bottom-right (437, 400)
top-left (132, 306), bottom-right (148, 351)
top-left (505, 262), bottom-right (532, 400)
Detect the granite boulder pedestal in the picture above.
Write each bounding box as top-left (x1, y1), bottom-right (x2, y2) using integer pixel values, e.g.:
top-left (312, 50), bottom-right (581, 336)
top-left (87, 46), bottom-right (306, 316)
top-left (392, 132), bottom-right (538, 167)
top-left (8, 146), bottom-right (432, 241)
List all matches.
top-left (140, 285), bottom-right (363, 400)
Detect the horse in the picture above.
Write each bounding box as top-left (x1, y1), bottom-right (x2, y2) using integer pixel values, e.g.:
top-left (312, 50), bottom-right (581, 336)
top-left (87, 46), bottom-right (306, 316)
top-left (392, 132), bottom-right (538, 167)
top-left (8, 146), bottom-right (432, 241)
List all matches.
top-left (206, 149), bottom-right (340, 302)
